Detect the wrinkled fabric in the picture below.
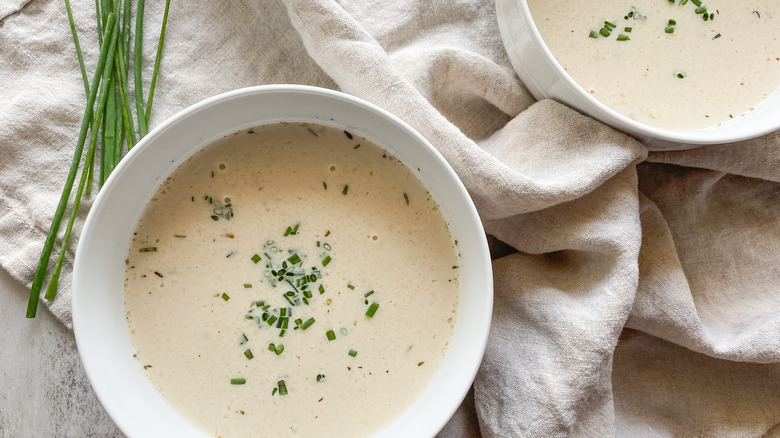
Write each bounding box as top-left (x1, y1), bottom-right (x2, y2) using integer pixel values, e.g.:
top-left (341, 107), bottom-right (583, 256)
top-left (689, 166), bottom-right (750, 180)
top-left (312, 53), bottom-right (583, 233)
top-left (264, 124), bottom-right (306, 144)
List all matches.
top-left (1, 0), bottom-right (778, 436)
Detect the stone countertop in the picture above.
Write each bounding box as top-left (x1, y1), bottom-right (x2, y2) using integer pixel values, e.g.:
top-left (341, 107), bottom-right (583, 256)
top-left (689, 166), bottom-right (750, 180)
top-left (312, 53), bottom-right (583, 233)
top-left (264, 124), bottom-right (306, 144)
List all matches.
top-left (0, 269), bottom-right (122, 437)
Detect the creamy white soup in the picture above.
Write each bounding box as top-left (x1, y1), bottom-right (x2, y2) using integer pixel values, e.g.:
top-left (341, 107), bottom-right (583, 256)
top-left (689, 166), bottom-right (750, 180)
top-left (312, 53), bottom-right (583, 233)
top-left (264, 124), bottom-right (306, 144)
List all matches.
top-left (528, 0), bottom-right (780, 130)
top-left (124, 123), bottom-right (459, 438)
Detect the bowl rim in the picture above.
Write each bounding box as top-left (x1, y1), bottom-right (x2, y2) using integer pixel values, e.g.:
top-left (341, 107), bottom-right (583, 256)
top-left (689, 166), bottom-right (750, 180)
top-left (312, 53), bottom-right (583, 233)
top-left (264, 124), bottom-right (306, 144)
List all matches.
top-left (505, 0), bottom-right (780, 146)
top-left (72, 84), bottom-right (493, 438)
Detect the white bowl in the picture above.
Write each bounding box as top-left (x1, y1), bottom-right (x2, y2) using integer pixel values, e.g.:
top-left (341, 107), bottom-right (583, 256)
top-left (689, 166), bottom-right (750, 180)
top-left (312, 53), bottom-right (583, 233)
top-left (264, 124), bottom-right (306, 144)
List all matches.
top-left (72, 85), bottom-right (493, 438)
top-left (496, 0), bottom-right (780, 151)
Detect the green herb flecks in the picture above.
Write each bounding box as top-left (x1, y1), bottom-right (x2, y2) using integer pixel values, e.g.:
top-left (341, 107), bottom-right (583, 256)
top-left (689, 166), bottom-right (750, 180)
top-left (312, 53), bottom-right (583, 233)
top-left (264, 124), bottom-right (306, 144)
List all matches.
top-left (231, 378), bottom-right (246, 385)
top-left (366, 302), bottom-right (380, 318)
top-left (348, 349), bottom-right (357, 357)
top-left (204, 195), bottom-right (233, 221)
top-left (268, 343), bottom-right (284, 355)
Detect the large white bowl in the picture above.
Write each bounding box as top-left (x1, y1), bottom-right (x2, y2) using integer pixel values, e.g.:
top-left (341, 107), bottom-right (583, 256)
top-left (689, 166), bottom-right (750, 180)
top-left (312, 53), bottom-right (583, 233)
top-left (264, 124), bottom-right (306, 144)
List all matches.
top-left (496, 0), bottom-right (780, 151)
top-left (72, 85), bottom-right (493, 438)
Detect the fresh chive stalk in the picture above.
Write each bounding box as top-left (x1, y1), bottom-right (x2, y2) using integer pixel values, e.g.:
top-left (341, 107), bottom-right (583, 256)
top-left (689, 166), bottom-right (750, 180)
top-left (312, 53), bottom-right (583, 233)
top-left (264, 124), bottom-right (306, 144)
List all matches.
top-left (27, 0), bottom-right (171, 317)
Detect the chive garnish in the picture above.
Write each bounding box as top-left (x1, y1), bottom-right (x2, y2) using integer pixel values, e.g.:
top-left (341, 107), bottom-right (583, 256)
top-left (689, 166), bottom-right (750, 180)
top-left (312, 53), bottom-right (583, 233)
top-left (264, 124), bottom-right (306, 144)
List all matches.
top-left (348, 349), bottom-right (357, 357)
top-left (326, 330), bottom-right (336, 341)
top-left (231, 378), bottom-right (246, 385)
top-left (139, 247), bottom-right (157, 252)
top-left (251, 254), bottom-right (261, 264)
top-left (366, 302), bottom-right (380, 317)
top-left (244, 283), bottom-right (252, 288)
top-left (287, 253), bottom-right (302, 265)
top-left (221, 293), bottom-right (230, 301)
top-left (278, 380), bottom-right (288, 396)
top-left (319, 284), bottom-right (325, 294)
top-left (239, 333), bottom-right (248, 345)
top-left (268, 343), bottom-right (284, 355)
top-left (244, 349), bottom-right (254, 359)
top-left (322, 255), bottom-right (331, 267)
top-left (301, 317), bottom-right (315, 330)
top-left (316, 374), bottom-right (325, 382)
top-left (617, 34), bottom-right (629, 41)
top-left (347, 283), bottom-right (355, 290)
top-left (342, 185), bottom-right (349, 195)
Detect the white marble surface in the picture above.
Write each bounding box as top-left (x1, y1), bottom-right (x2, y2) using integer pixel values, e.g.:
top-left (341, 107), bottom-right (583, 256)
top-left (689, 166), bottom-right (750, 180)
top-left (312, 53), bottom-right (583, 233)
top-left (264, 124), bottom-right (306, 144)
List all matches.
top-left (0, 269), bottom-right (122, 437)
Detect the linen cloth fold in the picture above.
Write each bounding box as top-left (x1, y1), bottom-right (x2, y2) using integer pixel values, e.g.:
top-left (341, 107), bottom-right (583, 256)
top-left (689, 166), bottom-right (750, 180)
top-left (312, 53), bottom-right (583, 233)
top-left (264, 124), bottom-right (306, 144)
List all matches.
top-left (1, 0), bottom-right (778, 436)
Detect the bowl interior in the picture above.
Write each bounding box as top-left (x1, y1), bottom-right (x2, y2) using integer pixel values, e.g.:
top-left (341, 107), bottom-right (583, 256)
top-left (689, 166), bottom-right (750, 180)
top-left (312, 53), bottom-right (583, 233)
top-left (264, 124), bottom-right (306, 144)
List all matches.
top-left (496, 0), bottom-right (780, 149)
top-left (72, 85), bottom-right (492, 438)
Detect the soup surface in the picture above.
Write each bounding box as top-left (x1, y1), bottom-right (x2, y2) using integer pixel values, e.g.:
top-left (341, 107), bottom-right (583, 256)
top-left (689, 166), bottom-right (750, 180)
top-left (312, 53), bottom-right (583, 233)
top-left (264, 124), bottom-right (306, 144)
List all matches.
top-left (528, 0), bottom-right (780, 130)
top-left (124, 123), bottom-right (459, 437)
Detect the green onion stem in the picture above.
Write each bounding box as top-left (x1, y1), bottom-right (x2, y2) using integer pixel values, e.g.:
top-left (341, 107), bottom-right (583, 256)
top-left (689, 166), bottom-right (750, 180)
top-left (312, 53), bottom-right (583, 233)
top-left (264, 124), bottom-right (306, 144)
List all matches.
top-left (113, 24), bottom-right (138, 150)
top-left (44, 12), bottom-right (121, 301)
top-left (27, 14), bottom-right (117, 316)
top-left (145, 0), bottom-right (170, 125)
top-left (101, 74), bottom-right (117, 186)
top-left (95, 0), bottom-right (103, 45)
top-left (134, 0), bottom-right (148, 138)
top-left (64, 0), bottom-right (90, 96)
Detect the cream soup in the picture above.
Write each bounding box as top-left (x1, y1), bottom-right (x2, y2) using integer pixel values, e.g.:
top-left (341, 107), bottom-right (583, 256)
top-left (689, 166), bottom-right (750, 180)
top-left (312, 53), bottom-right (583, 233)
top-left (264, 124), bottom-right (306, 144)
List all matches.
top-left (528, 0), bottom-right (780, 130)
top-left (124, 123), bottom-right (459, 437)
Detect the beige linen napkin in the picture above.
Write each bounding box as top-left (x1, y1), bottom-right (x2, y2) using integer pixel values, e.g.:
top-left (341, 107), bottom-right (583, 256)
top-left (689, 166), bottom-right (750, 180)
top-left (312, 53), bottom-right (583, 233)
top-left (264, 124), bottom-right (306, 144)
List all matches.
top-left (1, 0), bottom-right (778, 436)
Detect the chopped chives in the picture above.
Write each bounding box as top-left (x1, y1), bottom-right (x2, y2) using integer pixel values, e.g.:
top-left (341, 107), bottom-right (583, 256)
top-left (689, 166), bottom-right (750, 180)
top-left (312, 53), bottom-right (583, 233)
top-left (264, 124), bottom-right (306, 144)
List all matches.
top-left (326, 330), bottom-right (336, 341)
top-left (348, 349), bottom-right (357, 357)
top-left (244, 283), bottom-right (252, 288)
top-left (244, 349), bottom-right (253, 359)
top-left (322, 255), bottom-right (331, 267)
top-left (251, 254), bottom-right (261, 264)
top-left (139, 247), bottom-right (157, 252)
top-left (366, 302), bottom-right (380, 317)
top-left (624, 27), bottom-right (632, 32)
top-left (316, 374), bottom-right (325, 382)
top-left (278, 380), bottom-right (288, 396)
top-left (617, 34), bottom-right (629, 41)
top-left (231, 378), bottom-right (246, 385)
top-left (239, 333), bottom-right (248, 345)
top-left (599, 27), bottom-right (611, 37)
top-left (319, 284), bottom-right (325, 294)
top-left (364, 290), bottom-right (374, 298)
top-left (665, 26), bottom-right (675, 33)
top-left (272, 387), bottom-right (278, 395)
top-left (301, 317), bottom-right (315, 330)
top-left (691, 0), bottom-right (701, 6)
top-left (269, 343), bottom-right (284, 355)
top-left (287, 253), bottom-right (301, 264)
top-left (323, 182), bottom-right (327, 190)
top-left (221, 293), bottom-right (230, 301)
top-left (342, 185), bottom-right (349, 195)
top-left (347, 283), bottom-right (355, 290)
